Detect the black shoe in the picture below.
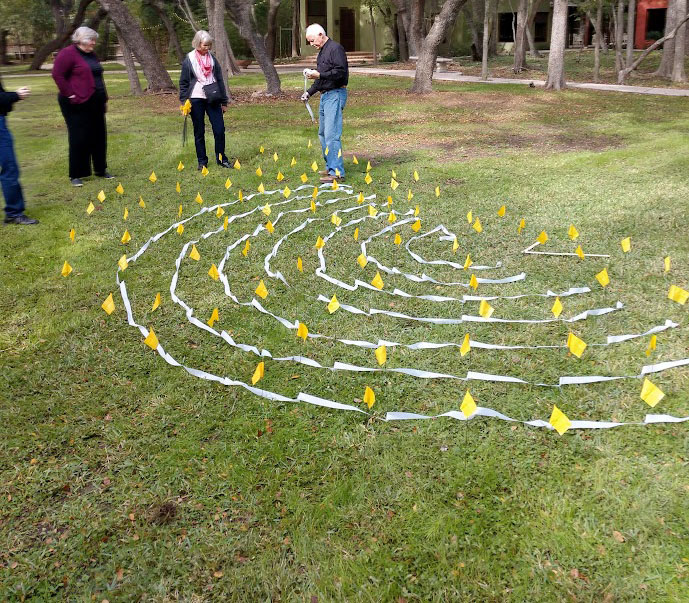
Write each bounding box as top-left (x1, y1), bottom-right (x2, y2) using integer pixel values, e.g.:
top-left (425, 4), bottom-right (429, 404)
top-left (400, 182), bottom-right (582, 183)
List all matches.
top-left (217, 159), bottom-right (232, 168)
top-left (71, 178), bottom-right (84, 187)
top-left (5, 214), bottom-right (39, 225)
top-left (97, 171), bottom-right (115, 179)
top-left (198, 163), bottom-right (208, 171)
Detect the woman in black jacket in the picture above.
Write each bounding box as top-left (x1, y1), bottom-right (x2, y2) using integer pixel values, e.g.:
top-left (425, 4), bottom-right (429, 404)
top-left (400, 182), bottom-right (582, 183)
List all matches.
top-left (179, 30), bottom-right (231, 170)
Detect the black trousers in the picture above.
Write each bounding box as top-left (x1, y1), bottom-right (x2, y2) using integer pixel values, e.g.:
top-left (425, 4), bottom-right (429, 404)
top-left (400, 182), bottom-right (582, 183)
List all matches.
top-left (190, 98), bottom-right (226, 166)
top-left (58, 91), bottom-right (107, 179)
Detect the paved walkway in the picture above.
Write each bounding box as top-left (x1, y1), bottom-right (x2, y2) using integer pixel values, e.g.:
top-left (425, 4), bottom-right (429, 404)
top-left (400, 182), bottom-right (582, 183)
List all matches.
top-left (4, 64), bottom-right (688, 96)
top-left (349, 67), bottom-right (689, 97)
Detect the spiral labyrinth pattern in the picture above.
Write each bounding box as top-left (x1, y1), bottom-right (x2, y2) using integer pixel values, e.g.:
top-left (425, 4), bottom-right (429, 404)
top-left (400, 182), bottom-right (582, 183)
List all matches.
top-left (115, 173), bottom-right (689, 432)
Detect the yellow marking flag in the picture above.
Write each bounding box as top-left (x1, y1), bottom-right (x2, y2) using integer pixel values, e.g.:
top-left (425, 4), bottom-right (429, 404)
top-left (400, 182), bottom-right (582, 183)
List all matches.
top-left (315, 236), bottom-right (325, 249)
top-left (301, 173), bottom-right (308, 183)
top-left (311, 161), bottom-right (318, 172)
top-left (668, 284), bottom-right (688, 304)
top-left (371, 272), bottom-right (384, 290)
top-left (86, 202), bottom-right (95, 215)
top-left (357, 253), bottom-right (368, 268)
top-left (645, 334), bottom-right (657, 357)
top-left (242, 240), bottom-right (250, 257)
top-left (467, 210), bottom-right (473, 224)
top-left (435, 186), bottom-right (440, 197)
top-left (551, 297), bottom-right (563, 318)
top-left (116, 183), bottom-right (124, 195)
top-left (101, 293), bottom-right (115, 315)
top-left (412, 219), bottom-right (421, 232)
top-left (353, 227), bottom-right (359, 241)
top-left (255, 166), bottom-right (263, 177)
top-left (297, 256), bottom-right (303, 272)
top-left (177, 161), bottom-right (184, 171)
top-left (368, 205), bottom-right (378, 217)
top-left (310, 200), bottom-right (317, 213)
top-left (216, 206), bottom-right (225, 218)
top-left (537, 230), bottom-right (548, 245)
top-left (327, 294), bottom-right (340, 314)
top-left (352, 155), bottom-right (359, 165)
top-left (290, 157), bottom-right (297, 167)
top-left (363, 386), bottom-right (375, 409)
top-left (144, 328), bottom-right (159, 350)
top-left (479, 300), bottom-right (494, 318)
top-left (390, 178), bottom-right (399, 190)
top-left (461, 390), bottom-right (477, 418)
top-left (518, 218), bottom-right (525, 234)
top-left (123, 207), bottom-right (129, 221)
top-left (664, 256), bottom-right (671, 272)
top-left (365, 173), bottom-right (373, 185)
top-left (549, 405), bottom-right (571, 435)
top-left (149, 171), bottom-right (157, 183)
top-left (497, 205), bottom-right (506, 217)
top-left (640, 378), bottom-right (665, 407)
top-left (152, 292), bottom-right (161, 311)
top-left (257, 182), bottom-right (265, 193)
top-left (69, 228), bottom-right (75, 242)
top-left (366, 160), bottom-right (372, 172)
top-left (452, 237), bottom-right (459, 253)
top-left (255, 279), bottom-right (268, 299)
top-left (189, 244), bottom-right (200, 261)
top-left (195, 192), bottom-right (203, 204)
top-left (233, 159), bottom-right (241, 169)
top-left (201, 165), bottom-right (209, 176)
top-left (394, 233), bottom-right (402, 245)
top-left (118, 254), bottom-right (128, 271)
top-left (331, 213), bottom-right (342, 227)
top-left (596, 268), bottom-right (610, 288)
top-left (207, 307), bottom-right (219, 327)
top-left (463, 254), bottom-right (472, 270)
top-left (621, 237), bottom-right (631, 253)
top-left (121, 230), bottom-right (131, 244)
top-left (375, 345), bottom-right (387, 366)
top-left (460, 334), bottom-right (471, 357)
top-left (176, 181), bottom-right (181, 193)
top-left (568, 224), bottom-right (579, 240)
top-left (273, 152), bottom-right (278, 162)
top-left (413, 170), bottom-right (419, 182)
top-left (208, 263), bottom-right (219, 280)
top-left (469, 274), bottom-right (478, 290)
top-left (265, 221), bottom-right (274, 234)
top-left (225, 178), bottom-right (232, 189)
top-left (297, 322), bottom-right (308, 341)
top-left (472, 218), bottom-right (482, 233)
top-left (177, 224), bottom-right (184, 235)
top-left (262, 203), bottom-right (271, 216)
top-left (574, 245), bottom-right (585, 260)
top-left (388, 211), bottom-right (397, 223)
top-left (567, 332), bottom-right (587, 358)
top-left (97, 190), bottom-right (106, 202)
top-left (251, 362), bottom-right (265, 385)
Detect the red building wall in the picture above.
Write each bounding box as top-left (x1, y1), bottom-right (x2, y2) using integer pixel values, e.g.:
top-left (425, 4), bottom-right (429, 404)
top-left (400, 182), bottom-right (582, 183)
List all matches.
top-left (635, 0), bottom-right (668, 48)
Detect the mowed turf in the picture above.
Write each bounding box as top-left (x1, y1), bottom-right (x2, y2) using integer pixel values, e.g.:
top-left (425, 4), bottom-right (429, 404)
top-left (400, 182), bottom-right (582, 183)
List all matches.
top-left (1, 71), bottom-right (688, 601)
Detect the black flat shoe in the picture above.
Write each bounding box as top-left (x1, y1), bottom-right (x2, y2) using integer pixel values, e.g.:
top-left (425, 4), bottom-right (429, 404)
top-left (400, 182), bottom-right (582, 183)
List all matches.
top-left (97, 171), bottom-right (115, 179)
top-left (198, 163), bottom-right (208, 171)
top-left (5, 214), bottom-right (39, 225)
top-left (71, 178), bottom-right (84, 187)
top-left (217, 159), bottom-right (232, 168)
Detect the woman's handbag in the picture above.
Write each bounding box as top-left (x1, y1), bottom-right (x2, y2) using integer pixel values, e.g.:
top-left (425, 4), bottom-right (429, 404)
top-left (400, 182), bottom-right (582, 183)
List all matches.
top-left (202, 81), bottom-right (223, 104)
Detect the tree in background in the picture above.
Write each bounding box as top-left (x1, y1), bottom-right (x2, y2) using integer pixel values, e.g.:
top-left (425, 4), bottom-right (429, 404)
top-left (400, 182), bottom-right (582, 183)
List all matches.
top-left (545, 0), bottom-right (567, 89)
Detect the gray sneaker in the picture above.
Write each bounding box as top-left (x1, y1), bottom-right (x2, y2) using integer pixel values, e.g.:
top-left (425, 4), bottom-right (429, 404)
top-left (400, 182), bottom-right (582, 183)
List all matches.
top-left (71, 178), bottom-right (83, 187)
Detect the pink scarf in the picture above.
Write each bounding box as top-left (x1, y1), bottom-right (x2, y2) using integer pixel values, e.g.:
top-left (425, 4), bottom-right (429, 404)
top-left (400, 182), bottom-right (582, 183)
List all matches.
top-left (195, 50), bottom-right (212, 80)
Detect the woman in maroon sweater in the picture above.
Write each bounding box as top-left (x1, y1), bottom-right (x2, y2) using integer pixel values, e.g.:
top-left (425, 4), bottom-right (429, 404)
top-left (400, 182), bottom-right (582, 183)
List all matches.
top-left (52, 26), bottom-right (112, 187)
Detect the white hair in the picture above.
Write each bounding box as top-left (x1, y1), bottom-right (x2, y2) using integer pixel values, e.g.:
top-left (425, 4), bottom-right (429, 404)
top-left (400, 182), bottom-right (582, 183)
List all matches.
top-left (192, 30), bottom-right (213, 50)
top-left (305, 23), bottom-right (326, 39)
top-left (72, 26), bottom-right (98, 44)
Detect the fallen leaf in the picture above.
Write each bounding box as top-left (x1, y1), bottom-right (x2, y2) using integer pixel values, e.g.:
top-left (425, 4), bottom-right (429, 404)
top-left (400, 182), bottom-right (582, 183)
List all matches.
top-left (612, 530), bottom-right (625, 543)
top-left (116, 568), bottom-right (124, 581)
top-left (213, 571), bottom-right (223, 578)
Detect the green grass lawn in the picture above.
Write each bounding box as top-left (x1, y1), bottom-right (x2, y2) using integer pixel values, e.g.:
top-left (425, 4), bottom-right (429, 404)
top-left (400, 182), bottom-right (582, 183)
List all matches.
top-left (1, 71), bottom-right (688, 601)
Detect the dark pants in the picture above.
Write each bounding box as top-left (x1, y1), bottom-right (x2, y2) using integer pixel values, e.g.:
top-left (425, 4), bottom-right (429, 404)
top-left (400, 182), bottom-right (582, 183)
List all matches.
top-left (0, 115), bottom-right (25, 219)
top-left (190, 99), bottom-right (226, 166)
top-left (58, 91), bottom-right (107, 179)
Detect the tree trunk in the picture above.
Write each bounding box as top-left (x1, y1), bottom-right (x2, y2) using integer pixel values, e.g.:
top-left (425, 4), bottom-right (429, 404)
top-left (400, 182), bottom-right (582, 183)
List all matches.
top-left (0, 30), bottom-right (7, 65)
top-left (410, 0), bottom-right (425, 56)
top-left (370, 5), bottom-right (379, 65)
top-left (264, 0), bottom-right (281, 61)
top-left (526, 0), bottom-right (541, 57)
top-left (612, 0), bottom-right (625, 73)
top-left (96, 0), bottom-right (176, 92)
top-left (411, 0), bottom-right (469, 93)
top-left (148, 0), bottom-right (185, 63)
top-left (291, 0), bottom-right (300, 57)
top-left (592, 2), bottom-right (602, 82)
top-left (206, 0), bottom-right (241, 79)
top-left (626, 0), bottom-right (636, 66)
top-left (618, 12), bottom-right (689, 81)
top-left (672, 0), bottom-right (687, 81)
top-left (513, 0), bottom-right (528, 72)
top-left (545, 0), bottom-right (567, 89)
top-left (115, 24), bottom-right (143, 95)
top-left (225, 0), bottom-right (282, 94)
top-left (489, 0), bottom-right (498, 55)
top-left (463, 2), bottom-right (482, 61)
top-left (29, 0), bottom-right (93, 70)
top-left (655, 0), bottom-right (677, 76)
top-left (397, 12), bottom-right (409, 60)
top-left (177, 0), bottom-right (200, 31)
top-left (481, 0), bottom-right (492, 78)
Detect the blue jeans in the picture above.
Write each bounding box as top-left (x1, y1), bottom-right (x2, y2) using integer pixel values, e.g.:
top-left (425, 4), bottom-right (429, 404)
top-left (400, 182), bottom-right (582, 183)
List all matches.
top-left (318, 88), bottom-right (347, 177)
top-left (0, 115), bottom-right (25, 218)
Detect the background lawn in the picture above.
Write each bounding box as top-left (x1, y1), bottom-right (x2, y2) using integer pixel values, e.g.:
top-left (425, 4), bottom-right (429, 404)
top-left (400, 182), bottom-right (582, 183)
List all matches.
top-left (0, 71), bottom-right (688, 601)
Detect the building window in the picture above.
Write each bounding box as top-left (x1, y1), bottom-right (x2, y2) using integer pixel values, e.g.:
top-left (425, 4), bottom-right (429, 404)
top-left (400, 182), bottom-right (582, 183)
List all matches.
top-left (534, 12), bottom-right (548, 43)
top-left (499, 13), bottom-right (516, 42)
top-left (646, 8), bottom-right (666, 39)
top-left (307, 0), bottom-right (327, 27)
